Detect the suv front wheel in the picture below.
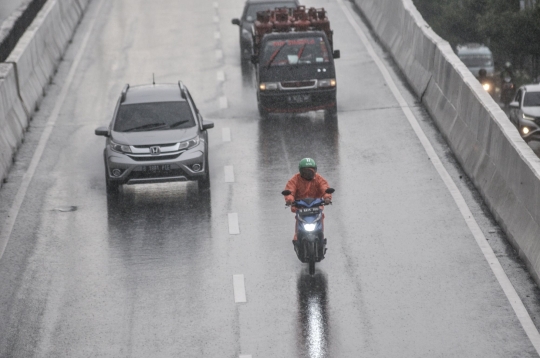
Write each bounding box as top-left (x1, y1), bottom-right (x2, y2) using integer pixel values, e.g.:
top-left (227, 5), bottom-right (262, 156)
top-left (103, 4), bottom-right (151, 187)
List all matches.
top-left (198, 153), bottom-right (211, 191)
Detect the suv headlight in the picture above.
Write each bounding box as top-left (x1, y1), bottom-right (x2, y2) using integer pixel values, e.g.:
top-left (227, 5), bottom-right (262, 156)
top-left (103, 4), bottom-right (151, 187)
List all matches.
top-left (110, 141), bottom-right (132, 153)
top-left (260, 82), bottom-right (278, 91)
top-left (318, 79), bottom-right (336, 88)
top-left (179, 135), bottom-right (200, 150)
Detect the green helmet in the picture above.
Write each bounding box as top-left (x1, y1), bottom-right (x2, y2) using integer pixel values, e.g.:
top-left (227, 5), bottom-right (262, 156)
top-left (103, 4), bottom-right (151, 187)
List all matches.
top-left (299, 158), bottom-right (317, 172)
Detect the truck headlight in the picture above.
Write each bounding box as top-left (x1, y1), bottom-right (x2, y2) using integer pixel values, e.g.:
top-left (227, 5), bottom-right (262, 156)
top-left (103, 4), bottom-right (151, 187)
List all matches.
top-left (318, 79), bottom-right (336, 88)
top-left (260, 82), bottom-right (278, 91)
top-left (110, 141), bottom-right (132, 153)
top-left (179, 135), bottom-right (200, 150)
top-left (303, 223), bottom-right (316, 232)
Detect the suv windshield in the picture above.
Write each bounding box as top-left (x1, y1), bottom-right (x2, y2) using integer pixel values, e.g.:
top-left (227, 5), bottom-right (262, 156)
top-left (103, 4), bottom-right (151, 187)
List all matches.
top-left (458, 54), bottom-right (493, 68)
top-left (524, 92), bottom-right (540, 107)
top-left (245, 3), bottom-right (296, 21)
top-left (114, 101), bottom-right (195, 132)
top-left (262, 37), bottom-right (330, 67)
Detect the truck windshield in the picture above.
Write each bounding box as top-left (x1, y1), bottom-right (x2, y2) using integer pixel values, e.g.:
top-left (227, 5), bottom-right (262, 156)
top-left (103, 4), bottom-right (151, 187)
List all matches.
top-left (114, 101), bottom-right (195, 132)
top-left (458, 54), bottom-right (493, 68)
top-left (262, 37), bottom-right (330, 67)
top-left (523, 92), bottom-right (540, 107)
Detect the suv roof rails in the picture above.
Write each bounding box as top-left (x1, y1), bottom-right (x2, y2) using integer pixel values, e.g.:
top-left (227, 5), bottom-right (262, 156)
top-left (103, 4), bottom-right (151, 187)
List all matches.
top-left (120, 84), bottom-right (130, 102)
top-left (178, 81), bottom-right (187, 99)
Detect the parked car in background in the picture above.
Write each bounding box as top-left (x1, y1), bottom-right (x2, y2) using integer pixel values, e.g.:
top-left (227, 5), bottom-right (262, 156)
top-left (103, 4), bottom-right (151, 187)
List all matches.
top-left (231, 0), bottom-right (300, 63)
top-left (94, 82), bottom-right (214, 194)
top-left (456, 43), bottom-right (495, 78)
top-left (509, 84), bottom-right (540, 142)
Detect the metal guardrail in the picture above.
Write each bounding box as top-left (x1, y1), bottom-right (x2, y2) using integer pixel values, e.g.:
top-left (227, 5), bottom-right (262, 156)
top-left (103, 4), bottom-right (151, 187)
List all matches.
top-left (0, 0), bottom-right (47, 62)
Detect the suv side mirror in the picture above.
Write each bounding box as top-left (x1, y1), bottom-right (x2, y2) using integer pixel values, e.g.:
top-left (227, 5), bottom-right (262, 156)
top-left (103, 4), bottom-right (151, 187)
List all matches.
top-left (232, 18), bottom-right (240, 26)
top-left (325, 188), bottom-right (335, 194)
top-left (281, 190), bottom-right (292, 196)
top-left (333, 50), bottom-right (340, 59)
top-left (509, 101), bottom-right (520, 109)
top-left (95, 126), bottom-right (109, 137)
top-left (251, 54), bottom-right (258, 64)
top-left (202, 120), bottom-right (214, 130)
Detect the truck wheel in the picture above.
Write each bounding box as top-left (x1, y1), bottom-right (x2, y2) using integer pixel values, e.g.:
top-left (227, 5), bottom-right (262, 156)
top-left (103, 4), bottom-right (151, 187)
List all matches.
top-left (258, 103), bottom-right (269, 119)
top-left (324, 105), bottom-right (337, 121)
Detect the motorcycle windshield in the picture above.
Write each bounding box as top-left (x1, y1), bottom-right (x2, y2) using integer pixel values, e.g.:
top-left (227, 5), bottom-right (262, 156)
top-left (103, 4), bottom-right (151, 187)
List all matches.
top-left (296, 198), bottom-right (324, 207)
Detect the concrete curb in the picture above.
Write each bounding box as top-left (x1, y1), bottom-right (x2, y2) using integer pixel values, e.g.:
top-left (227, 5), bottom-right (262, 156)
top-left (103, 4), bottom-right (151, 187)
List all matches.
top-left (353, 0), bottom-right (540, 285)
top-left (0, 0), bottom-right (90, 185)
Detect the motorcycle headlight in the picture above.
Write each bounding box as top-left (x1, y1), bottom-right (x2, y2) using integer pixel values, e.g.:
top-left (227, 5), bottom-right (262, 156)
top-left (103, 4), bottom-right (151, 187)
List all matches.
top-left (318, 78), bottom-right (336, 88)
top-left (179, 135), bottom-right (200, 150)
top-left (482, 83), bottom-right (491, 91)
top-left (303, 223), bottom-right (317, 232)
top-left (523, 113), bottom-right (535, 121)
top-left (110, 141), bottom-right (132, 153)
top-left (259, 82), bottom-right (278, 91)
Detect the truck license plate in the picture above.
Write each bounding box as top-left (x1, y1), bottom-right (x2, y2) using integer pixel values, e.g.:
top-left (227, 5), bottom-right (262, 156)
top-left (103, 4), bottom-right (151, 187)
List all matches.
top-left (287, 94), bottom-right (311, 104)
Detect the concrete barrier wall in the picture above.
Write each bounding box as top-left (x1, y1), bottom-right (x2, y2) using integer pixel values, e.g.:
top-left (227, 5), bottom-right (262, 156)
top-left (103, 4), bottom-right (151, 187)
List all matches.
top-left (353, 0), bottom-right (540, 284)
top-left (0, 0), bottom-right (90, 184)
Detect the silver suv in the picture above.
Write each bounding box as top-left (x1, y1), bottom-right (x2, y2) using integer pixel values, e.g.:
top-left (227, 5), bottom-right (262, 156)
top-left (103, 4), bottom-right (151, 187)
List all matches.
top-left (95, 82), bottom-right (214, 194)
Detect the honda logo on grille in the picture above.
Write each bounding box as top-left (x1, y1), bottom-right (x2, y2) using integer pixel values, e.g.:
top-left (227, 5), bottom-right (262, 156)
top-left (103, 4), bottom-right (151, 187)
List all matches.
top-left (150, 146), bottom-right (160, 155)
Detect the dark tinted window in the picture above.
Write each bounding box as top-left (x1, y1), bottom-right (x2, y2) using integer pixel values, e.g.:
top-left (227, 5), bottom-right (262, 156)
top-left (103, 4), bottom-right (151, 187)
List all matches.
top-left (114, 101), bottom-right (195, 132)
top-left (245, 3), bottom-right (297, 21)
top-left (262, 37), bottom-right (329, 67)
top-left (524, 92), bottom-right (540, 107)
top-left (459, 54), bottom-right (493, 68)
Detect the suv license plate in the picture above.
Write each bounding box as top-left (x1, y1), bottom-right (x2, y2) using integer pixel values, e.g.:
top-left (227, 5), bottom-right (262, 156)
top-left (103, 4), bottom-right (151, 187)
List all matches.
top-left (287, 94), bottom-right (311, 104)
top-left (142, 165), bottom-right (171, 172)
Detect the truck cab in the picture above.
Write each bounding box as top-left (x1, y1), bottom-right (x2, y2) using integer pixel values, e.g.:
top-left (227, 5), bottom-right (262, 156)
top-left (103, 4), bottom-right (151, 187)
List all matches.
top-left (250, 7), bottom-right (340, 119)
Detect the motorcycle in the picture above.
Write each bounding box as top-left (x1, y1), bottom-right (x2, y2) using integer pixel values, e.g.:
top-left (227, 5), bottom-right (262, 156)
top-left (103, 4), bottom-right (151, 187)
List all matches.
top-left (281, 188), bottom-right (335, 275)
top-left (500, 76), bottom-right (515, 108)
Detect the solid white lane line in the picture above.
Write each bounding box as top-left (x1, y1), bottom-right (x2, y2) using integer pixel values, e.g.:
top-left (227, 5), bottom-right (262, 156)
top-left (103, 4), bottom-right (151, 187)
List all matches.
top-left (0, 0), bottom-right (106, 261)
top-left (228, 213), bottom-right (240, 234)
top-left (222, 128), bottom-right (231, 142)
top-left (233, 274), bottom-right (247, 303)
top-left (217, 70), bottom-right (225, 82)
top-left (215, 49), bottom-right (223, 60)
top-left (336, 0), bottom-right (540, 352)
top-left (224, 166), bottom-right (235, 183)
top-left (214, 31), bottom-right (221, 40)
top-left (219, 96), bottom-right (228, 109)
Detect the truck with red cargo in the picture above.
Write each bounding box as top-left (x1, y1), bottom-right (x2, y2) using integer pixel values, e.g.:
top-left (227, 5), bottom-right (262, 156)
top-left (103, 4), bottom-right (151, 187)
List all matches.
top-left (250, 6), bottom-right (340, 119)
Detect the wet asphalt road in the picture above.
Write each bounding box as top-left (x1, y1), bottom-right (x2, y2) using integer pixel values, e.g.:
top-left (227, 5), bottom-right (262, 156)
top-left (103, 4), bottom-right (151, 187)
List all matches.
top-left (1, 0), bottom-right (540, 357)
top-left (0, 0), bottom-right (25, 25)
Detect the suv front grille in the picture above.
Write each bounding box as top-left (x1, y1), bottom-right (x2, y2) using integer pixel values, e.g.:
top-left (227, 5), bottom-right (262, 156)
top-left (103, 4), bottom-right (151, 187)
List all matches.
top-left (127, 153), bottom-right (182, 161)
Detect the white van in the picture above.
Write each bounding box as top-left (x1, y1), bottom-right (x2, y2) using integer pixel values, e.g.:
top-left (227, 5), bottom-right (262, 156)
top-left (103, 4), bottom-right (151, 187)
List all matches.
top-left (456, 44), bottom-right (495, 78)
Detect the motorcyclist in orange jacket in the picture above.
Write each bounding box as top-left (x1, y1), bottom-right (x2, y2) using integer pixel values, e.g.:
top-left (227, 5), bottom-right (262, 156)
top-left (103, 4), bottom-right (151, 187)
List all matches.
top-left (284, 158), bottom-right (332, 244)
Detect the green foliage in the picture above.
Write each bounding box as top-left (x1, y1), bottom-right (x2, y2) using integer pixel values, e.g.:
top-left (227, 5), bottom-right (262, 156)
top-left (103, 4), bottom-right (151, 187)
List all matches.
top-left (413, 0), bottom-right (540, 77)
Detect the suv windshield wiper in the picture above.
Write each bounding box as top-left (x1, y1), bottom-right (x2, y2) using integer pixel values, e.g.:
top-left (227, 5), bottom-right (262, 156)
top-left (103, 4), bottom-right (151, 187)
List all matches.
top-left (123, 122), bottom-right (167, 132)
top-left (169, 120), bottom-right (189, 128)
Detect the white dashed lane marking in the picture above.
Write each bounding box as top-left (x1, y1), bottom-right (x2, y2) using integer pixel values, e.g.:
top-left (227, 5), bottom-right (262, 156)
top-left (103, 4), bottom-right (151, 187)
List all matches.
top-left (217, 70), bottom-right (225, 82)
top-left (213, 1), bottom-right (219, 8)
top-left (224, 166), bottom-right (235, 183)
top-left (213, 15), bottom-right (219, 23)
top-left (233, 274), bottom-right (247, 303)
top-left (215, 49), bottom-right (223, 60)
top-left (214, 31), bottom-right (221, 40)
top-left (228, 213), bottom-right (239, 234)
top-left (222, 128), bottom-right (231, 142)
top-left (239, 356), bottom-right (252, 358)
top-left (219, 96), bottom-right (228, 109)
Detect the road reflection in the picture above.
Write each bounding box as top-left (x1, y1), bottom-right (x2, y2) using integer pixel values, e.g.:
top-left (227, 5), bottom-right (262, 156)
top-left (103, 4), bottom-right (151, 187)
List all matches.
top-left (106, 183), bottom-right (212, 267)
top-left (257, 114), bottom-right (340, 170)
top-left (297, 272), bottom-right (330, 358)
